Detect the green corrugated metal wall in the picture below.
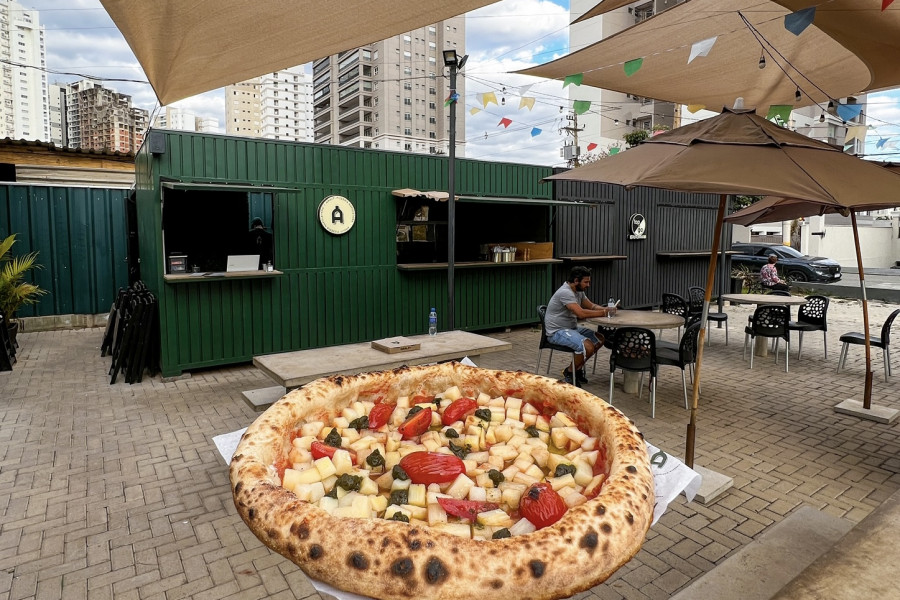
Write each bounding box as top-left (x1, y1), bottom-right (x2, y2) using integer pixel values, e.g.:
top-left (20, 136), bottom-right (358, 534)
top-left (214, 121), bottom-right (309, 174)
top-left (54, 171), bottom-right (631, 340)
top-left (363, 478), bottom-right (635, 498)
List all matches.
top-left (0, 184), bottom-right (130, 317)
top-left (137, 131), bottom-right (554, 376)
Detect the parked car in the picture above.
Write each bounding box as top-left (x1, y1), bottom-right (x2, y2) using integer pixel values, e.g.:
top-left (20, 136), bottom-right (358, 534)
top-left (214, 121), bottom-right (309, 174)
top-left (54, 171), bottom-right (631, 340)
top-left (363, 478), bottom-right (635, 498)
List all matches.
top-left (730, 243), bottom-right (842, 282)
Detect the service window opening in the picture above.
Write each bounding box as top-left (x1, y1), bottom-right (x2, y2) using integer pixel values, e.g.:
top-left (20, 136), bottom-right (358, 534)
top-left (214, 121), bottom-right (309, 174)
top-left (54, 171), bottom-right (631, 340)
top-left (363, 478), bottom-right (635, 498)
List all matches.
top-left (162, 188), bottom-right (274, 274)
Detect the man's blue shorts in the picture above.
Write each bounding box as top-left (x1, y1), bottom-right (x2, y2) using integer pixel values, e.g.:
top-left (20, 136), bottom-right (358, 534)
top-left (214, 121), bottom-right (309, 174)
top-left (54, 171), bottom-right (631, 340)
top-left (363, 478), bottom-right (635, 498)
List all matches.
top-left (548, 327), bottom-right (600, 357)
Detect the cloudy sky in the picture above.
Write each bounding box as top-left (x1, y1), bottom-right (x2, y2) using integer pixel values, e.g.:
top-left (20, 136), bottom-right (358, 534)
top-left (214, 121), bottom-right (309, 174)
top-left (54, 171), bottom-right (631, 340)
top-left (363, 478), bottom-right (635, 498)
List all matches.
top-left (22, 0), bottom-right (900, 166)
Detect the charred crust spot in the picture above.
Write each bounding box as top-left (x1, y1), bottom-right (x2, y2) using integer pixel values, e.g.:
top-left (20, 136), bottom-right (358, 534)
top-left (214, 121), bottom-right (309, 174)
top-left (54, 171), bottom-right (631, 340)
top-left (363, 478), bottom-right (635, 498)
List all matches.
top-left (334, 376), bottom-right (344, 385)
top-left (580, 530), bottom-right (599, 555)
top-left (450, 546), bottom-right (459, 554)
top-left (626, 512), bottom-right (634, 525)
top-left (410, 528), bottom-right (420, 536)
top-left (247, 508), bottom-right (256, 520)
top-left (266, 528), bottom-right (278, 538)
top-left (601, 523), bottom-right (613, 535)
top-left (515, 567), bottom-right (525, 577)
top-left (424, 557), bottom-right (449, 584)
top-left (627, 465), bottom-right (637, 473)
top-left (426, 541), bottom-right (435, 548)
top-left (409, 539), bottom-right (422, 551)
top-left (291, 522), bottom-right (310, 539)
top-left (382, 537), bottom-right (391, 548)
top-left (310, 545), bottom-right (324, 560)
top-left (234, 481), bottom-right (243, 494)
top-left (596, 505), bottom-right (606, 516)
top-left (348, 552), bottom-right (369, 570)
top-left (603, 541), bottom-right (610, 552)
top-left (286, 543), bottom-right (296, 555)
top-left (391, 557), bottom-right (414, 578)
top-left (233, 453), bottom-right (244, 461)
top-left (490, 580), bottom-right (504, 589)
top-left (529, 560), bottom-right (546, 578)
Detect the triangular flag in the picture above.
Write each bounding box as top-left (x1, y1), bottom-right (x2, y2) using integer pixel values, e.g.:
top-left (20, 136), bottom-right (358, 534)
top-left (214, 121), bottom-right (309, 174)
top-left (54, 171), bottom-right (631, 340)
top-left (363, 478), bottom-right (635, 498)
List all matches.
top-left (886, 140), bottom-right (898, 149)
top-left (688, 36), bottom-right (717, 63)
top-left (876, 137), bottom-right (888, 149)
top-left (519, 97), bottom-right (535, 111)
top-left (531, 128), bottom-right (542, 137)
top-left (498, 117), bottom-right (512, 128)
top-left (586, 143), bottom-right (598, 152)
top-left (573, 100), bottom-right (591, 115)
top-left (518, 83), bottom-right (534, 96)
top-left (652, 129), bottom-right (666, 136)
top-left (469, 107), bottom-right (481, 116)
top-left (475, 93), bottom-right (484, 106)
top-left (766, 105), bottom-right (793, 126)
top-left (686, 104), bottom-right (706, 114)
top-left (845, 125), bottom-right (867, 144)
top-left (624, 58), bottom-right (643, 77)
top-left (784, 7), bottom-right (815, 35)
top-left (609, 147), bottom-right (620, 155)
top-left (563, 73), bottom-right (584, 88)
top-left (482, 92), bottom-right (497, 108)
top-left (443, 91), bottom-right (459, 107)
top-left (884, 0), bottom-right (895, 10)
top-left (836, 103), bottom-right (864, 122)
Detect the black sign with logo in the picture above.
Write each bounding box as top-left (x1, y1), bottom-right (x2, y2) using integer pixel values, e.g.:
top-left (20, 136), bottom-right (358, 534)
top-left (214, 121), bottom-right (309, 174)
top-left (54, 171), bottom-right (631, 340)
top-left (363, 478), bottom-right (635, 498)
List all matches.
top-left (628, 213), bottom-right (647, 240)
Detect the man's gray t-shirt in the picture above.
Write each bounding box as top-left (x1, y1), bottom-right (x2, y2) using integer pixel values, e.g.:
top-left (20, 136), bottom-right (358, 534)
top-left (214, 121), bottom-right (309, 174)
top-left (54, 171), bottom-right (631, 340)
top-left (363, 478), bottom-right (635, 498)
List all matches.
top-left (545, 282), bottom-right (584, 336)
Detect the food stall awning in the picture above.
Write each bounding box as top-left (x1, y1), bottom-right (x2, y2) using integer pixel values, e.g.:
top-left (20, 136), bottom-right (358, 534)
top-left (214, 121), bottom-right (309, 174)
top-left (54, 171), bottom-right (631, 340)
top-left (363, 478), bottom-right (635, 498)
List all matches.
top-left (161, 181), bottom-right (298, 194)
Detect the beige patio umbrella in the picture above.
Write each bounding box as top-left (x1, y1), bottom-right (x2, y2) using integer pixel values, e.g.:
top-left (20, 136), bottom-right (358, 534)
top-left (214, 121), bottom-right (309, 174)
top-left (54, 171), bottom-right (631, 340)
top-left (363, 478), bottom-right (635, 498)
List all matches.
top-left (99, 0), bottom-right (497, 105)
top-left (521, 0), bottom-right (900, 114)
top-left (726, 193), bottom-right (900, 410)
top-left (545, 106), bottom-right (900, 467)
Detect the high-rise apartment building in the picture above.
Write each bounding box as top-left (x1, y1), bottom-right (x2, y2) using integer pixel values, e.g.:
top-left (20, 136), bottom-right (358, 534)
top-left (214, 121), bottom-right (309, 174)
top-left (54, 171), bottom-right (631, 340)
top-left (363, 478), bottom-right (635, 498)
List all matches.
top-left (569, 0), bottom-right (682, 153)
top-left (0, 0), bottom-right (49, 142)
top-left (311, 18), bottom-right (465, 156)
top-left (225, 66), bottom-right (313, 142)
top-left (48, 83), bottom-right (65, 146)
top-left (153, 106), bottom-right (220, 133)
top-left (65, 80), bottom-right (148, 153)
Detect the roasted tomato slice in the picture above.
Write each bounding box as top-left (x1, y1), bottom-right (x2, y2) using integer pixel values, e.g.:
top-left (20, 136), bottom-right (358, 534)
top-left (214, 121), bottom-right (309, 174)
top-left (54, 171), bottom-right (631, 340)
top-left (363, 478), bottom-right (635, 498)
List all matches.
top-left (518, 482), bottom-right (567, 529)
top-left (441, 397), bottom-right (477, 426)
top-left (367, 403), bottom-right (395, 430)
top-left (412, 394), bottom-right (436, 405)
top-left (310, 441), bottom-right (356, 464)
top-left (398, 451), bottom-right (465, 485)
top-left (397, 407), bottom-right (432, 440)
top-left (437, 497), bottom-right (499, 521)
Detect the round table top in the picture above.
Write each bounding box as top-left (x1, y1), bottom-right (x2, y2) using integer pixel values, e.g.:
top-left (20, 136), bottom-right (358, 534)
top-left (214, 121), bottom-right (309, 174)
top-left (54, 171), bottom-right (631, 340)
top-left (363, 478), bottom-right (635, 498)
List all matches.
top-left (587, 309), bottom-right (685, 329)
top-left (721, 293), bottom-right (807, 306)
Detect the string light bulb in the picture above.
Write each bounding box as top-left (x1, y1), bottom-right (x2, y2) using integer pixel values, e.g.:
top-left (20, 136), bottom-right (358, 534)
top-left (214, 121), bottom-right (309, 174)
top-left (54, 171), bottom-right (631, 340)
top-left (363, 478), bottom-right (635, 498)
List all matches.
top-left (501, 97), bottom-right (506, 106)
top-left (827, 99), bottom-right (834, 109)
top-left (758, 49), bottom-right (766, 69)
top-left (795, 88), bottom-right (802, 102)
top-left (819, 112), bottom-right (825, 123)
top-left (614, 118), bottom-right (619, 125)
top-left (559, 106), bottom-right (564, 113)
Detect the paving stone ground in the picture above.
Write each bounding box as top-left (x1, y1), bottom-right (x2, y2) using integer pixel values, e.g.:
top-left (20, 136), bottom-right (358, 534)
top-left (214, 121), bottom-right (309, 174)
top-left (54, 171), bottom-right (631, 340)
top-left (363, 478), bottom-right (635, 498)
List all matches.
top-left (1, 296), bottom-right (899, 600)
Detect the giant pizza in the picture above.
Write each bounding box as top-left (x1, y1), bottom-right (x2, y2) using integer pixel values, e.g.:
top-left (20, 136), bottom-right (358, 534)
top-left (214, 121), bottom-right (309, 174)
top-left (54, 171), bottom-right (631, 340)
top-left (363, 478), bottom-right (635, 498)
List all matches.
top-left (230, 362), bottom-right (654, 600)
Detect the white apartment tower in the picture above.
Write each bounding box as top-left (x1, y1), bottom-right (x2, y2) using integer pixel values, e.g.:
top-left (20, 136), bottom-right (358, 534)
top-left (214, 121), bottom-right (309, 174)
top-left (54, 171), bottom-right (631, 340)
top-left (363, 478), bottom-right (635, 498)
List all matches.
top-left (0, 0), bottom-right (49, 142)
top-left (569, 0), bottom-right (682, 152)
top-left (225, 66), bottom-right (313, 142)
top-left (312, 18), bottom-right (465, 156)
top-left (153, 106), bottom-right (220, 133)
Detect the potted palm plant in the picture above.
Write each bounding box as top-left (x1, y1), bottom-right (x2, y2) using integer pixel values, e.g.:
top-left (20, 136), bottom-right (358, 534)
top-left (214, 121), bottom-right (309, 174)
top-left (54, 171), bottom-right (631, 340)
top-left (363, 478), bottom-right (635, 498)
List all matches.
top-left (0, 234), bottom-right (47, 345)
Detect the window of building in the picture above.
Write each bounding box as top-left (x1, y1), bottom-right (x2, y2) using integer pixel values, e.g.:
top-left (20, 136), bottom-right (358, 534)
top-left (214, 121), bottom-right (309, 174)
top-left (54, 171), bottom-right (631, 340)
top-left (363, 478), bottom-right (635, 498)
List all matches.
top-left (429, 87), bottom-right (436, 95)
top-left (429, 101), bottom-right (436, 110)
top-left (403, 51), bottom-right (411, 58)
top-left (404, 128), bottom-right (411, 135)
top-left (404, 82), bottom-right (412, 90)
top-left (429, 116), bottom-right (436, 124)
top-left (429, 132), bottom-right (436, 139)
top-left (404, 98), bottom-right (411, 105)
top-left (404, 143), bottom-right (412, 151)
top-left (404, 66), bottom-right (412, 75)
top-left (404, 113), bottom-right (411, 121)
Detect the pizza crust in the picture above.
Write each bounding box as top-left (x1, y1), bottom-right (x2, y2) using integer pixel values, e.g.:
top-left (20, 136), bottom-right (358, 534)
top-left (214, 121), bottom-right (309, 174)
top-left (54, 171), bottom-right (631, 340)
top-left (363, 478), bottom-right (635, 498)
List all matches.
top-left (230, 362), bottom-right (654, 600)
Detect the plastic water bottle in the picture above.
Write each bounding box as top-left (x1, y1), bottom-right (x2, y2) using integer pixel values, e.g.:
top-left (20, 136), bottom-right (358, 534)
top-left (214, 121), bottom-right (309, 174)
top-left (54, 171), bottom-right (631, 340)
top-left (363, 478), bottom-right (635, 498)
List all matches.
top-left (428, 308), bottom-right (437, 336)
top-left (607, 297), bottom-right (616, 318)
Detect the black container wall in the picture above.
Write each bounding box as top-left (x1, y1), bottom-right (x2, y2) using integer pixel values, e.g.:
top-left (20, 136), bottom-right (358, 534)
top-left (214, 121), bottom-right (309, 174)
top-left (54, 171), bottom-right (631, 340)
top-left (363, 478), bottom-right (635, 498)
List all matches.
top-left (136, 131), bottom-right (556, 376)
top-left (552, 180), bottom-right (733, 308)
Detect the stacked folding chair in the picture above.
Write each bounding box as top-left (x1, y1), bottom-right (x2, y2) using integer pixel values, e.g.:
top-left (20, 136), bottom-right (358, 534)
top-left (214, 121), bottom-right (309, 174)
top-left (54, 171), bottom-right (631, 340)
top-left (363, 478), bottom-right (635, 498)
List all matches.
top-left (103, 282), bottom-right (160, 384)
top-left (0, 310), bottom-right (15, 371)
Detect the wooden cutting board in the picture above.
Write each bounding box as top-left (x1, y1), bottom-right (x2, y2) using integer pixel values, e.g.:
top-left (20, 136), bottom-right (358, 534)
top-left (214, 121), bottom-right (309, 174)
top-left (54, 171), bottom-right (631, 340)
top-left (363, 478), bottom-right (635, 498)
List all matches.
top-left (370, 336), bottom-right (422, 354)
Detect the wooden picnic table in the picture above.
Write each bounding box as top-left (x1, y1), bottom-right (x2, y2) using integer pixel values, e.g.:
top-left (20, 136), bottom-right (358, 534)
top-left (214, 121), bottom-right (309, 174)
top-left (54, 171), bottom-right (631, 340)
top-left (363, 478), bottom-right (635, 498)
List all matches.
top-left (244, 330), bottom-right (512, 411)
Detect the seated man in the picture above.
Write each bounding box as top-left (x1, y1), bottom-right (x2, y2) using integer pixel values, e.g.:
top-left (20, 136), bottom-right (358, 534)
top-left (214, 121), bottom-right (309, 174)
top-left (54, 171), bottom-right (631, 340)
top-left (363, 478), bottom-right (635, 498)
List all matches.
top-left (545, 266), bottom-right (611, 385)
top-left (760, 254), bottom-right (790, 292)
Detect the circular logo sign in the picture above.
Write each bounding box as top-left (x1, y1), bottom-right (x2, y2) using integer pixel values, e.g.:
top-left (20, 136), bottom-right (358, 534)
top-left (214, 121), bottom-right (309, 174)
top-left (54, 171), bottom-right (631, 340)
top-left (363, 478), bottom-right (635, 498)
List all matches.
top-left (628, 213), bottom-right (647, 240)
top-left (318, 195), bottom-right (356, 235)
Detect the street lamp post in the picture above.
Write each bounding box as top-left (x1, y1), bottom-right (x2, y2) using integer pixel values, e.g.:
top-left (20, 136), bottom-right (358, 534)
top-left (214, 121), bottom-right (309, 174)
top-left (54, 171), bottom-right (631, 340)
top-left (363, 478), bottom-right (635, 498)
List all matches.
top-left (443, 50), bottom-right (467, 331)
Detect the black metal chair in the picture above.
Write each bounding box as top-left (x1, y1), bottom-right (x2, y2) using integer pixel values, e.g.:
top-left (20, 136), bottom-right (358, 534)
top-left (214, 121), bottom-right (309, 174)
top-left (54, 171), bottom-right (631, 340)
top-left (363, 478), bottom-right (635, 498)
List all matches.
top-left (787, 295), bottom-right (830, 360)
top-left (536, 305), bottom-right (578, 385)
top-left (744, 305), bottom-right (790, 371)
top-left (688, 286), bottom-right (729, 346)
top-left (837, 308), bottom-right (900, 382)
top-left (654, 321), bottom-right (700, 411)
top-left (661, 293), bottom-right (689, 340)
top-left (608, 327), bottom-right (658, 418)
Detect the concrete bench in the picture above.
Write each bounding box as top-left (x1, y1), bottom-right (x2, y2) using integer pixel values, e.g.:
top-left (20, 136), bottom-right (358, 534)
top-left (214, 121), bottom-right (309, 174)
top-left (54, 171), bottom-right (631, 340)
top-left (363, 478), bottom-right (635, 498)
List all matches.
top-left (241, 385), bottom-right (286, 412)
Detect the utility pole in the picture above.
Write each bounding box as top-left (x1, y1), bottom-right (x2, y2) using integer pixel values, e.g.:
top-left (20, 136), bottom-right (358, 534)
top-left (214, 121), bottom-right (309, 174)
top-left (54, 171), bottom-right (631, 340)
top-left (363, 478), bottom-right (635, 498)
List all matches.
top-left (560, 111), bottom-right (585, 167)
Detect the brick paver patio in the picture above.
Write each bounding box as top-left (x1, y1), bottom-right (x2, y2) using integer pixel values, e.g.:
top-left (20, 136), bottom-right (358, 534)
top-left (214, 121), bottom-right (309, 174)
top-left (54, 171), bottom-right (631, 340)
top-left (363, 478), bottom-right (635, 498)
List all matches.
top-left (1, 297), bottom-right (899, 600)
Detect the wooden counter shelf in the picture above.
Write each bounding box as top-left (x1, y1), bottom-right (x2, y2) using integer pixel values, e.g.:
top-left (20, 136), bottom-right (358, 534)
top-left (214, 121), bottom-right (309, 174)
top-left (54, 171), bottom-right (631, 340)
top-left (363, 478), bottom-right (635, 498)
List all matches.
top-left (397, 258), bottom-right (562, 271)
top-left (656, 250), bottom-right (739, 258)
top-left (559, 254), bottom-right (627, 261)
top-left (164, 270), bottom-right (283, 283)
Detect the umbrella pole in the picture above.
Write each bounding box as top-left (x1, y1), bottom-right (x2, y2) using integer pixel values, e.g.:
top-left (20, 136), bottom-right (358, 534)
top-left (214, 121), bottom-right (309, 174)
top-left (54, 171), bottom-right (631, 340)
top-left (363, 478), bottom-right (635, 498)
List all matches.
top-left (685, 194), bottom-right (727, 468)
top-left (850, 212), bottom-right (874, 408)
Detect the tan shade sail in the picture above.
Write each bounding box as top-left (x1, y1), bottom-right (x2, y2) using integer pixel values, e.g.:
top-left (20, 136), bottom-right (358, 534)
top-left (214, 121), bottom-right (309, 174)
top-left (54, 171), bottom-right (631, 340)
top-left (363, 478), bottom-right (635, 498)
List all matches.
top-left (521, 0), bottom-right (900, 113)
top-left (572, 0), bottom-right (638, 23)
top-left (99, 0), bottom-right (497, 106)
top-left (545, 108), bottom-right (900, 205)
